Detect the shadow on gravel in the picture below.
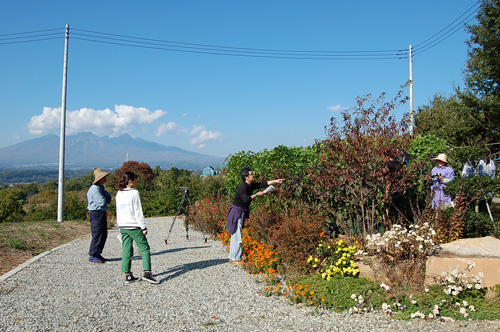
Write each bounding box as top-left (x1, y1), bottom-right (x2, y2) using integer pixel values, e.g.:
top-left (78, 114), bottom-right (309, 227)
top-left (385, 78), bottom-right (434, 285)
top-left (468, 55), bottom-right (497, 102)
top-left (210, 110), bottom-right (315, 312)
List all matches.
top-left (151, 245), bottom-right (211, 257)
top-left (156, 258), bottom-right (229, 282)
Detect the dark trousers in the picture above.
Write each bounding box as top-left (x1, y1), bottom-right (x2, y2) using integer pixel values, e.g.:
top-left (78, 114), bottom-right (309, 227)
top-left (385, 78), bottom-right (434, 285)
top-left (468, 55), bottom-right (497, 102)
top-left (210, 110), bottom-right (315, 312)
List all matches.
top-left (89, 210), bottom-right (108, 257)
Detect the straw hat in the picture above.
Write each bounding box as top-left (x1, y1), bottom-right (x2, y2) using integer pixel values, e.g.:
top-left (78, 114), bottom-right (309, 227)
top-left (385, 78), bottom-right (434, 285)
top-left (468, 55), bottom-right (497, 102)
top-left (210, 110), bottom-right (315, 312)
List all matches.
top-left (431, 153), bottom-right (449, 164)
top-left (93, 168), bottom-right (111, 184)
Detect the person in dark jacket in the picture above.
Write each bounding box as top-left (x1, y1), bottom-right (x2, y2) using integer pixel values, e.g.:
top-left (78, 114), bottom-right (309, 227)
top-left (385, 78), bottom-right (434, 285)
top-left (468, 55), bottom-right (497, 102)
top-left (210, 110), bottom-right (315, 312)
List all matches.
top-left (227, 167), bottom-right (284, 264)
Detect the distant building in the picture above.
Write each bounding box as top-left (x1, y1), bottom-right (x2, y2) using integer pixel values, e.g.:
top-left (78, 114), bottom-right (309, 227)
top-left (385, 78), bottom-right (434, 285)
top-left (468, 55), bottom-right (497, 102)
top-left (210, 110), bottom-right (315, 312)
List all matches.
top-left (202, 166), bottom-right (217, 177)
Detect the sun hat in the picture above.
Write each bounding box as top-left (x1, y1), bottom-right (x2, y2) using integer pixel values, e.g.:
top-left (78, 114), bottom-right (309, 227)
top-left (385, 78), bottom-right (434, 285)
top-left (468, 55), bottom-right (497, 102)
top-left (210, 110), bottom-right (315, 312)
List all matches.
top-left (431, 153), bottom-right (449, 164)
top-left (93, 168), bottom-right (111, 184)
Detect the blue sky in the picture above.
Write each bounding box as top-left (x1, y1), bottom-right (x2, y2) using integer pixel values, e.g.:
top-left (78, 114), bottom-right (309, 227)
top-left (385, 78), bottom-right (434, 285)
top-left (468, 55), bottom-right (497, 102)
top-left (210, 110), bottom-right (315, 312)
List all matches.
top-left (1, 1), bottom-right (478, 159)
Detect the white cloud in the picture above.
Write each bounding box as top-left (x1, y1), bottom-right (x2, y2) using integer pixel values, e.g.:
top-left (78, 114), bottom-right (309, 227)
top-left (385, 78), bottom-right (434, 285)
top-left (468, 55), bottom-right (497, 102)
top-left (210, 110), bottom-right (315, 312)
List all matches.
top-left (28, 105), bottom-right (167, 136)
top-left (191, 125), bottom-right (205, 135)
top-left (189, 125), bottom-right (222, 148)
top-left (156, 122), bottom-right (180, 136)
top-left (326, 104), bottom-right (348, 112)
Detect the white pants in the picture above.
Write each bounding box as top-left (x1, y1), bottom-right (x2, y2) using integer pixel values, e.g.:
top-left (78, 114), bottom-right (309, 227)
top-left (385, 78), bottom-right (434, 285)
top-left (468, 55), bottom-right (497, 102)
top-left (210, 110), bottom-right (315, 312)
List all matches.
top-left (228, 217), bottom-right (243, 261)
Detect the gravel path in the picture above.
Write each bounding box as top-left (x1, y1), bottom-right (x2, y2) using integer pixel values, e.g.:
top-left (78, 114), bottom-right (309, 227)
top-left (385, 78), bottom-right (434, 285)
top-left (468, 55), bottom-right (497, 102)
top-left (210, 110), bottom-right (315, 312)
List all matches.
top-left (1, 217), bottom-right (499, 332)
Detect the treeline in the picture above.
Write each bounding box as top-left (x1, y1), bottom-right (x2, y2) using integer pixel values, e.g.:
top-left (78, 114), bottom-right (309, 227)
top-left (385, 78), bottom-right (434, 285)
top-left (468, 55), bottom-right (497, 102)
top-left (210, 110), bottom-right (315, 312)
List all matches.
top-left (0, 161), bottom-right (226, 223)
top-left (0, 169), bottom-right (90, 186)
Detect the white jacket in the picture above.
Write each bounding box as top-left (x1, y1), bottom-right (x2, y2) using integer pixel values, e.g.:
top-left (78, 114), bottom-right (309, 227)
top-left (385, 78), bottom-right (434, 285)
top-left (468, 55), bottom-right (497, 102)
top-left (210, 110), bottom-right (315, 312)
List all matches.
top-left (116, 188), bottom-right (147, 230)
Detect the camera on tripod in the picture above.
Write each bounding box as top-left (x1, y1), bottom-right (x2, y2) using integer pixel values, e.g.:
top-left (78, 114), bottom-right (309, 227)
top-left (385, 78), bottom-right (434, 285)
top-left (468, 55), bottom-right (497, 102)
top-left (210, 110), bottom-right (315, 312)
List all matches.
top-left (165, 186), bottom-right (207, 245)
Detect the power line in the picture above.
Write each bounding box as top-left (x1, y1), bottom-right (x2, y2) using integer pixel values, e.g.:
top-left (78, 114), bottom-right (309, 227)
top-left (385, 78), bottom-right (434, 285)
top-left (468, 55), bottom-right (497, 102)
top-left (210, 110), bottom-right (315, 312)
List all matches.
top-left (0, 28), bottom-right (64, 46)
top-left (0, 2), bottom-right (481, 60)
top-left (70, 29), bottom-right (408, 60)
top-left (72, 28), bottom-right (406, 55)
top-left (412, 1), bottom-right (480, 56)
top-left (0, 36), bottom-right (63, 45)
top-left (0, 28), bottom-right (62, 37)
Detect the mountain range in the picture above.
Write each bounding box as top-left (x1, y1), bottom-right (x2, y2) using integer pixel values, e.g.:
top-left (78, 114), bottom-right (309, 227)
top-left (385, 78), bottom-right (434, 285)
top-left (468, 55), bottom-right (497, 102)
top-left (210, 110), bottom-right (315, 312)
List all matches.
top-left (0, 133), bottom-right (225, 170)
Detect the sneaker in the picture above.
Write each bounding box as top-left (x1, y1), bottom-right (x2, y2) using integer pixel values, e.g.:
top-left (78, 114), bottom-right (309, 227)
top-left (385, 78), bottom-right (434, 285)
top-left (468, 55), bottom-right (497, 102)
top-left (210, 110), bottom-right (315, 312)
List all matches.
top-left (89, 256), bottom-right (104, 264)
top-left (142, 271), bottom-right (160, 284)
top-left (125, 273), bottom-right (140, 283)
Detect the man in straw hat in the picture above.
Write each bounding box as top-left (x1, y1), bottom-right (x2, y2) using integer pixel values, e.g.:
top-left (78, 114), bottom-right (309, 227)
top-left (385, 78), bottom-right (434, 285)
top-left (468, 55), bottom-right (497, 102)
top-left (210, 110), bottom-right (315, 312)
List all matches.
top-left (87, 168), bottom-right (112, 263)
top-left (429, 153), bottom-right (455, 209)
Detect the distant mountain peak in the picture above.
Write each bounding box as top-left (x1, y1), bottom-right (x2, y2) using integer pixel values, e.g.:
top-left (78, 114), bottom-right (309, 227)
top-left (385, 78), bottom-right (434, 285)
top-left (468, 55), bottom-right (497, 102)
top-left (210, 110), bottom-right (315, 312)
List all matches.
top-left (0, 133), bottom-right (224, 170)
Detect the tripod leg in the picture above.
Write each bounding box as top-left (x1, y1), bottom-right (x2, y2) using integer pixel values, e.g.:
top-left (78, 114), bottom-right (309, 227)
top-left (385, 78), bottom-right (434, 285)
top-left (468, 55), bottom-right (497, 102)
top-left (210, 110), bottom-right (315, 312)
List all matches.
top-left (186, 193), bottom-right (208, 243)
top-left (164, 194), bottom-right (186, 244)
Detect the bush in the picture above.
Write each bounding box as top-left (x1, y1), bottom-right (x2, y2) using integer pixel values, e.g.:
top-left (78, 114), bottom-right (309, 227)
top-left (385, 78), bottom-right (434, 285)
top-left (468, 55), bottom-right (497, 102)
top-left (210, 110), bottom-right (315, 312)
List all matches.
top-left (193, 196), bottom-right (231, 236)
top-left (0, 188), bottom-right (26, 223)
top-left (268, 204), bottom-right (325, 273)
top-left (64, 191), bottom-right (88, 221)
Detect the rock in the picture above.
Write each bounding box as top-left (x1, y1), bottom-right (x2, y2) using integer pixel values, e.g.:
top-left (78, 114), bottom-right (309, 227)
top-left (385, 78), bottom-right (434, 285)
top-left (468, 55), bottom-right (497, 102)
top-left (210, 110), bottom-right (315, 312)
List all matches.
top-left (426, 236), bottom-right (500, 288)
top-left (357, 262), bottom-right (388, 283)
top-left (491, 197), bottom-right (500, 212)
top-left (437, 236), bottom-right (500, 258)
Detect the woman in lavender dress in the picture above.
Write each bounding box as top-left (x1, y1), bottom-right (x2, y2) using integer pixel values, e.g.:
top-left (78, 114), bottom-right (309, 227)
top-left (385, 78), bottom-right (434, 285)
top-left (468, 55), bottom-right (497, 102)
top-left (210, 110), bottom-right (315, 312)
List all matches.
top-left (429, 154), bottom-right (455, 209)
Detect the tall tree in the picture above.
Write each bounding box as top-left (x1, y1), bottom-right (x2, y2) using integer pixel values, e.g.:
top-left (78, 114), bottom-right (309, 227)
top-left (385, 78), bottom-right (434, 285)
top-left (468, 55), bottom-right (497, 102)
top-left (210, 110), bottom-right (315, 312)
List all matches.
top-left (461, 0), bottom-right (500, 145)
top-left (415, 93), bottom-right (480, 146)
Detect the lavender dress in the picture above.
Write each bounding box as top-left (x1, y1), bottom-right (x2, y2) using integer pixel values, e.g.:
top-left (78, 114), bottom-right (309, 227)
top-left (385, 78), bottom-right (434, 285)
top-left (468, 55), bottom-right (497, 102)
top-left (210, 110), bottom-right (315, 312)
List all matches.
top-left (431, 165), bottom-right (455, 209)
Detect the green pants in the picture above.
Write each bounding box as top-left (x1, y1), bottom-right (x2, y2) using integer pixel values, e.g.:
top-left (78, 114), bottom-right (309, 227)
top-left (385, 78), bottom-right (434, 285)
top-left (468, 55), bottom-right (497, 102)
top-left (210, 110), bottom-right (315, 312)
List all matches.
top-left (120, 228), bottom-right (151, 273)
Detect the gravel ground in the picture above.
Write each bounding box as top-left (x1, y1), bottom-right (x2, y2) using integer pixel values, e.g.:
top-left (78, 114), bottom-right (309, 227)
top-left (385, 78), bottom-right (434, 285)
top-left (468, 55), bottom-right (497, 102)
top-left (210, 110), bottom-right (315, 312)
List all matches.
top-left (1, 217), bottom-right (499, 332)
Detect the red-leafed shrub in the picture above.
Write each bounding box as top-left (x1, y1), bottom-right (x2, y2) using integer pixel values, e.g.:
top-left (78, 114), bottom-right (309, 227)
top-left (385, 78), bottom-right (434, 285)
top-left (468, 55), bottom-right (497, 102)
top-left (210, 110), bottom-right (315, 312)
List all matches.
top-left (269, 204), bottom-right (326, 273)
top-left (193, 196), bottom-right (232, 236)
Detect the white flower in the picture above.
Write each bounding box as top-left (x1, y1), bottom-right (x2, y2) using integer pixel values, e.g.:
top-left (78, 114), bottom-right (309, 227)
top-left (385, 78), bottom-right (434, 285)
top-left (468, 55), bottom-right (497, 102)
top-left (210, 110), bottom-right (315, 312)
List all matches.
top-left (425, 288), bottom-right (429, 293)
top-left (478, 272), bottom-right (484, 278)
top-left (350, 293), bottom-right (357, 300)
top-left (428, 313), bottom-right (434, 319)
top-left (475, 284), bottom-right (482, 290)
top-left (463, 300), bottom-right (468, 307)
top-left (469, 305), bottom-right (475, 312)
top-left (460, 307), bottom-right (467, 315)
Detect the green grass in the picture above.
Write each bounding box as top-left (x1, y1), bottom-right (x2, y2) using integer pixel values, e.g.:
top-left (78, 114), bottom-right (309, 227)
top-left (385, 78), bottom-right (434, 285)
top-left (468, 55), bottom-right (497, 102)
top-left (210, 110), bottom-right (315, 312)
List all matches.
top-left (7, 238), bottom-right (28, 250)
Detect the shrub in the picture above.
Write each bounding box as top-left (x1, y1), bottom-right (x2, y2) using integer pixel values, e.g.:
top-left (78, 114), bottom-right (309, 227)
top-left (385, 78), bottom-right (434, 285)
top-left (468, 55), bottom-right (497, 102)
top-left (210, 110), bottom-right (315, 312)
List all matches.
top-left (64, 191), bottom-right (88, 221)
top-left (193, 196), bottom-right (231, 236)
top-left (268, 204), bottom-right (325, 273)
top-left (362, 223), bottom-right (437, 289)
top-left (311, 89), bottom-right (412, 244)
top-left (0, 188), bottom-right (26, 223)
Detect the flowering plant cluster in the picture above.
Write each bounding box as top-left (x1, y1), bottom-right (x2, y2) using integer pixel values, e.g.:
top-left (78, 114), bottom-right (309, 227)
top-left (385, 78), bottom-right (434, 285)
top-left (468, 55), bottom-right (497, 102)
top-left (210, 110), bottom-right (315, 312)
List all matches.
top-left (193, 197), bottom-right (231, 236)
top-left (363, 223), bottom-right (436, 262)
top-left (285, 283), bottom-right (327, 307)
top-left (307, 238), bottom-right (359, 279)
top-left (220, 229), bottom-right (279, 275)
top-left (440, 260), bottom-right (483, 297)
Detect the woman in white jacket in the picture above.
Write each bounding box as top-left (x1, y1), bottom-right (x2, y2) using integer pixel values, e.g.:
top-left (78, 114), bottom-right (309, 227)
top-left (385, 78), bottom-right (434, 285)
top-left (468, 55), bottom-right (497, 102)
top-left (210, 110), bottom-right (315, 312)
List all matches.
top-left (116, 171), bottom-right (159, 284)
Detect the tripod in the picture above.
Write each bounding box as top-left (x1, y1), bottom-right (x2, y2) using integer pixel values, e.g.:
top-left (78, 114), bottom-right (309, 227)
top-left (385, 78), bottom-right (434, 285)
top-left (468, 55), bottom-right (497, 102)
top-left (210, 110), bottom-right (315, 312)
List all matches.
top-left (164, 187), bottom-right (207, 244)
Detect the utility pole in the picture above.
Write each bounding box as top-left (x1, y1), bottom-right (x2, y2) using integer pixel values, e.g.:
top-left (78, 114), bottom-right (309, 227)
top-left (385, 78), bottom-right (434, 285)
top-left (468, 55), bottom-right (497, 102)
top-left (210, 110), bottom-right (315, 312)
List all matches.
top-left (57, 25), bottom-right (69, 222)
top-left (409, 44), bottom-right (414, 136)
